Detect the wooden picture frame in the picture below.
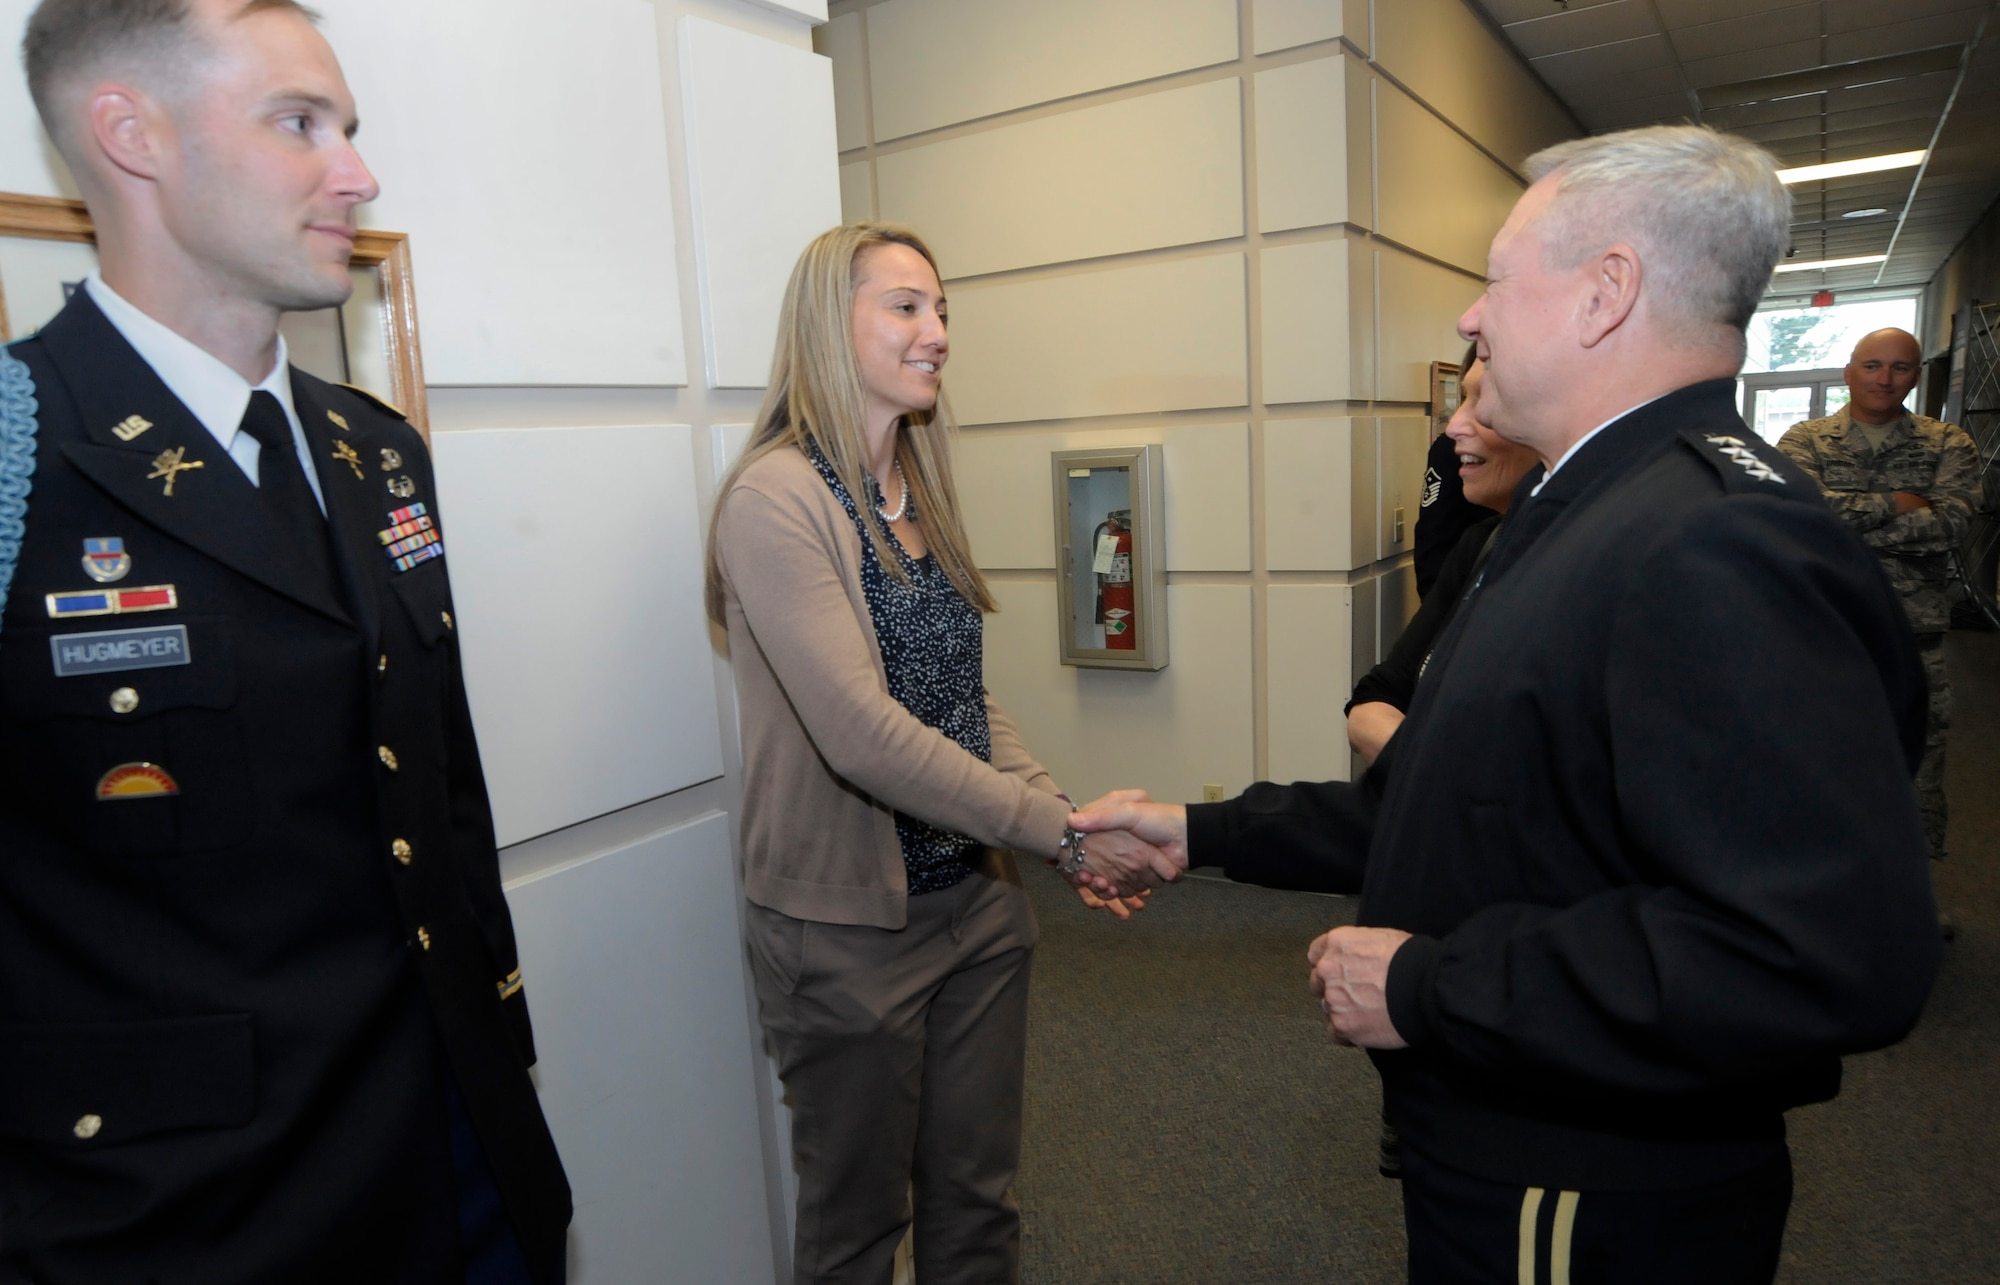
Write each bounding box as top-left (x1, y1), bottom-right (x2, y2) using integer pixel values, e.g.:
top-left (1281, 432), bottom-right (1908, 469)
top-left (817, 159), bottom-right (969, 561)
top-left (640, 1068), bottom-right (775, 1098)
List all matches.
top-left (1429, 359), bottom-right (1462, 436)
top-left (0, 191), bottom-right (430, 439)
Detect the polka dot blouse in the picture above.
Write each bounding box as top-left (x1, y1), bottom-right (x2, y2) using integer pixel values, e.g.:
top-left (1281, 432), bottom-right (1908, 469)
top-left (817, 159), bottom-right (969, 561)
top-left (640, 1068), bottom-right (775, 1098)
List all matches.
top-left (808, 444), bottom-right (990, 894)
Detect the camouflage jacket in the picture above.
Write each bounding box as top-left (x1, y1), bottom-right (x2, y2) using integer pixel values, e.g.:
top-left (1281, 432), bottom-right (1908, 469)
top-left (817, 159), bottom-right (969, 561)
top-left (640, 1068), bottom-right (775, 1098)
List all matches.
top-left (1777, 407), bottom-right (1979, 632)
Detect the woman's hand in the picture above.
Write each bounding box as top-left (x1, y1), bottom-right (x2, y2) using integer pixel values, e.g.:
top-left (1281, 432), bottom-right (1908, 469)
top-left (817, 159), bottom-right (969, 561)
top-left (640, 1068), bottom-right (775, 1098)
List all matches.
top-left (1072, 883), bottom-right (1151, 919)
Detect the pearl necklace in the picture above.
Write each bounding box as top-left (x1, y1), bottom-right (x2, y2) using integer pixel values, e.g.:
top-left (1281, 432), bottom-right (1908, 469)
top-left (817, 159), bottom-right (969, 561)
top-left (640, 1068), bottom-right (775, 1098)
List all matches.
top-left (877, 461), bottom-right (909, 522)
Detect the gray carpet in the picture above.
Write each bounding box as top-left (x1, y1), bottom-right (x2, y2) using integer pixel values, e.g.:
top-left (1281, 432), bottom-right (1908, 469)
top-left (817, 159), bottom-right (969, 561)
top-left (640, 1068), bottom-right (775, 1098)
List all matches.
top-left (1017, 630), bottom-right (2000, 1284)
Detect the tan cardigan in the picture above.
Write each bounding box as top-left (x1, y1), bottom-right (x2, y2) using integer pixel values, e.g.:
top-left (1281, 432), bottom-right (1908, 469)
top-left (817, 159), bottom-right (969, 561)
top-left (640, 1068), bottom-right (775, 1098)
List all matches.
top-left (715, 445), bottom-right (1071, 929)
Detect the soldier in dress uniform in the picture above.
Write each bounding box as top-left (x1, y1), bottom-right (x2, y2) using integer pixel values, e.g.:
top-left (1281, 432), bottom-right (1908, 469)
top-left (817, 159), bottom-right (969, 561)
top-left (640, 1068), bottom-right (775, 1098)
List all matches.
top-left (0, 2), bottom-right (570, 1282)
top-left (1778, 328), bottom-right (1978, 865)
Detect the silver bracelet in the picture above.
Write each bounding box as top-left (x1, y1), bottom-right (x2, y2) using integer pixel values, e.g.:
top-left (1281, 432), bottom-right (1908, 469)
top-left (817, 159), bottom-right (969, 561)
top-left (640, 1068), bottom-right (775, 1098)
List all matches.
top-left (1055, 826), bottom-right (1089, 877)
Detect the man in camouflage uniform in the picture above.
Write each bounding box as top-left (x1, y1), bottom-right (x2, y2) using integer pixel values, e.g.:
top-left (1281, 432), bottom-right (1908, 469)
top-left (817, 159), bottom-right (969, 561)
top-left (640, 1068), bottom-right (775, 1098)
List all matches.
top-left (1779, 327), bottom-right (1978, 863)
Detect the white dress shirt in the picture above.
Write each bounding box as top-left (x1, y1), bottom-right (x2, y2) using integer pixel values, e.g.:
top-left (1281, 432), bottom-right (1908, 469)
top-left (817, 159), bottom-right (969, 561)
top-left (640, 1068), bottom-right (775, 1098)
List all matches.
top-left (85, 273), bottom-right (326, 513)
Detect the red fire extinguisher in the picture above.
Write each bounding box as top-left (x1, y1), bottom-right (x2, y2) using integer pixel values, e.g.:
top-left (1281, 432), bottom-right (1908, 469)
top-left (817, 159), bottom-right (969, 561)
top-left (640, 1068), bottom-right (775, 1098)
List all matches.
top-left (1093, 509), bottom-right (1136, 650)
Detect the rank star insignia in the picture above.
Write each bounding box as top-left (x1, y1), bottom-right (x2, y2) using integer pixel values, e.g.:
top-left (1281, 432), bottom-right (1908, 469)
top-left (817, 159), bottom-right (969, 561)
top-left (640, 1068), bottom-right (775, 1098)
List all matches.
top-left (111, 414), bottom-right (154, 442)
top-left (328, 409), bottom-right (350, 431)
top-left (1704, 434), bottom-right (1787, 485)
top-left (146, 446), bottom-right (205, 496)
top-left (330, 440), bottom-right (365, 479)
top-left (380, 447), bottom-right (403, 471)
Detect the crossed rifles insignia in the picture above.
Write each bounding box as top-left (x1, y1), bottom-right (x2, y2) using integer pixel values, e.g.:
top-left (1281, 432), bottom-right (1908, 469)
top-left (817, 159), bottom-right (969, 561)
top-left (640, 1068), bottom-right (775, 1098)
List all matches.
top-left (147, 446), bottom-right (205, 497)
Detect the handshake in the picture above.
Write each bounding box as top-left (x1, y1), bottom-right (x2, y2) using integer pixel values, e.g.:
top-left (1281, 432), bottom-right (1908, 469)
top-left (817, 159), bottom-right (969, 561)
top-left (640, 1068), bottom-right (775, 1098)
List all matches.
top-left (1046, 790), bottom-right (1191, 917)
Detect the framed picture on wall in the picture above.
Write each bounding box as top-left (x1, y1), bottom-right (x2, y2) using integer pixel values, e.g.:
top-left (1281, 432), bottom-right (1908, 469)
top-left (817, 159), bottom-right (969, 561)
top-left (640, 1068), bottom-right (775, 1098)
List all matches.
top-left (1429, 360), bottom-right (1462, 436)
top-left (0, 191), bottom-right (430, 439)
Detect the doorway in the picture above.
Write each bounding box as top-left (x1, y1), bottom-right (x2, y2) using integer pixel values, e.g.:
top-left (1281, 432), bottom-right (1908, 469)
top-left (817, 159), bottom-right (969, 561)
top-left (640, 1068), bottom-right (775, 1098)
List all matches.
top-left (1737, 369), bottom-right (1850, 444)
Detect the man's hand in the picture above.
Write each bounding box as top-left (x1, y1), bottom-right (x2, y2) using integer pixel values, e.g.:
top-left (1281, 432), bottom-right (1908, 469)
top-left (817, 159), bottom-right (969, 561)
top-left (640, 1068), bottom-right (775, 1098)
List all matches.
top-left (1893, 490), bottom-right (1932, 516)
top-left (1346, 701), bottom-right (1405, 767)
top-left (1307, 926), bottom-right (1413, 1049)
top-left (1068, 791), bottom-right (1189, 895)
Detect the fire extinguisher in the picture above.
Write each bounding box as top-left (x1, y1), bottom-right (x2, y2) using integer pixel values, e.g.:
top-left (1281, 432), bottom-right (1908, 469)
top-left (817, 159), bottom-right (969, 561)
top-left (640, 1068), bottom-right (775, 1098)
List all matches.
top-left (1093, 509), bottom-right (1136, 650)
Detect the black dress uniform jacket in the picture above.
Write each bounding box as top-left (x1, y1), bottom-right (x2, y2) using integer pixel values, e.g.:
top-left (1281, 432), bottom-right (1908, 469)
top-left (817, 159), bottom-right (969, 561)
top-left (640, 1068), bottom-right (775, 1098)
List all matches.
top-left (1189, 380), bottom-right (1941, 1191)
top-left (0, 294), bottom-right (569, 1283)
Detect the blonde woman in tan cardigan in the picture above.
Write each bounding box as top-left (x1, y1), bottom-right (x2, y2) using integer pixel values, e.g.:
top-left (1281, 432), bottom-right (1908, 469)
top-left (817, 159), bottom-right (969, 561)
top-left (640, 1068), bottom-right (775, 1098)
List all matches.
top-left (706, 223), bottom-right (1172, 1284)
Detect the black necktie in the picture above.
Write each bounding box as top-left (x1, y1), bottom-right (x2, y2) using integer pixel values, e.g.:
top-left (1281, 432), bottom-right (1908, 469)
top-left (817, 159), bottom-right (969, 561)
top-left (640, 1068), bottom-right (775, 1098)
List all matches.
top-left (238, 390), bottom-right (338, 592)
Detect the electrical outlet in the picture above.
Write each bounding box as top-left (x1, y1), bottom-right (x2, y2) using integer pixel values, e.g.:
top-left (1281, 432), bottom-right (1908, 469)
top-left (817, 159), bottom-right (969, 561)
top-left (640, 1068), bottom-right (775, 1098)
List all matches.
top-left (1202, 783), bottom-right (1225, 803)
top-left (1393, 506), bottom-right (1406, 544)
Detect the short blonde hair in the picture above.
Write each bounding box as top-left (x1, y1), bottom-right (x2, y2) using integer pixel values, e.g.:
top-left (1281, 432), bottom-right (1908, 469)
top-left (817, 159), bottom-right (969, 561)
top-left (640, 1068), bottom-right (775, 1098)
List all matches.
top-left (706, 222), bottom-right (995, 621)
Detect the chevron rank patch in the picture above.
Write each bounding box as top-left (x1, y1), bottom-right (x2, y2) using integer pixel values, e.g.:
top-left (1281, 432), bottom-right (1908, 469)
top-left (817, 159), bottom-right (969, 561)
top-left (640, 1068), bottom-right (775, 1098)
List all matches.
top-left (1703, 434), bottom-right (1786, 485)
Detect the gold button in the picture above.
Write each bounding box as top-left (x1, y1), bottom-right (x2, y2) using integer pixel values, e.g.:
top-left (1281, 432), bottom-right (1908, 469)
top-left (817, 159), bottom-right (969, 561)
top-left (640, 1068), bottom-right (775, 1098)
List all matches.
top-left (378, 653), bottom-right (389, 676)
top-left (378, 745), bottom-right (400, 772)
top-left (73, 1114), bottom-right (103, 1140)
top-left (416, 926), bottom-right (432, 951)
top-left (109, 687), bottom-right (139, 714)
top-left (392, 838), bottom-right (413, 865)
top-left (441, 610), bottom-right (453, 631)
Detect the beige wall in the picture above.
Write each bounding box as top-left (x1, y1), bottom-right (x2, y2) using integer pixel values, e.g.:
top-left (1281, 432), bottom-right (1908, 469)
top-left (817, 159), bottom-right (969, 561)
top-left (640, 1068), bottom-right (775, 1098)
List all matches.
top-left (821, 0), bottom-right (1574, 799)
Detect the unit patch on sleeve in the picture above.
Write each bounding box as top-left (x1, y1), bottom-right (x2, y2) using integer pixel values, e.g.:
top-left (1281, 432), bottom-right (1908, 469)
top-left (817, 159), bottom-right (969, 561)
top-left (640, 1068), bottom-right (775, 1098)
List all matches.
top-left (96, 762), bottom-right (180, 800)
top-left (378, 503), bottom-right (444, 572)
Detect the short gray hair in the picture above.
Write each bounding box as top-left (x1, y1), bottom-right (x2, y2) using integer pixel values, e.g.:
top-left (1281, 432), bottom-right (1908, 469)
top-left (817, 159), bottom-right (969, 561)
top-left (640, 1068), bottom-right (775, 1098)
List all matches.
top-left (1523, 125), bottom-right (1790, 342)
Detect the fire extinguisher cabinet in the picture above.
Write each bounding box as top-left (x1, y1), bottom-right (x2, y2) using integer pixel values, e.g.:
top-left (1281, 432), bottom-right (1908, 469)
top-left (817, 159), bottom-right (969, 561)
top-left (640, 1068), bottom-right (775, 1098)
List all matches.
top-left (1050, 445), bottom-right (1168, 671)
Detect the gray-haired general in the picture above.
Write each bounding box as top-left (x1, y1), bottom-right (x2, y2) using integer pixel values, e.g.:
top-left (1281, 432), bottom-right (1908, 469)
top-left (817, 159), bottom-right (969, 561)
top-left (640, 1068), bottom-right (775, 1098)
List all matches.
top-left (1070, 124), bottom-right (1942, 1283)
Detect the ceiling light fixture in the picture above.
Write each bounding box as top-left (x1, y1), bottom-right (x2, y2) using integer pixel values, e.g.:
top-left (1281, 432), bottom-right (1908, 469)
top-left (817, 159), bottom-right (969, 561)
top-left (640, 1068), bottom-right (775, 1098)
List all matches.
top-left (1841, 208), bottom-right (1891, 218)
top-left (1774, 254), bottom-right (1889, 273)
top-left (1776, 151), bottom-right (1927, 184)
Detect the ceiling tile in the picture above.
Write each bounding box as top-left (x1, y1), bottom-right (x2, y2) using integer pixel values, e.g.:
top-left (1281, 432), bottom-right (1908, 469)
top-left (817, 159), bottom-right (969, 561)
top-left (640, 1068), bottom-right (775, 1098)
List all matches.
top-left (1502, 0), bottom-right (1662, 59)
top-left (1475, 0), bottom-right (1625, 25)
top-left (1824, 71), bottom-right (1959, 114)
top-left (1682, 39), bottom-right (1823, 90)
top-left (1706, 96), bottom-right (1828, 130)
top-left (1826, 11), bottom-right (1984, 63)
top-left (1826, 0), bottom-right (1984, 37)
top-left (1583, 91), bottom-right (1699, 131)
top-left (1656, 0), bottom-right (1809, 28)
top-left (1668, 3), bottom-right (1819, 64)
top-left (1828, 100), bottom-right (1954, 134)
top-left (1533, 35), bottom-right (1686, 103)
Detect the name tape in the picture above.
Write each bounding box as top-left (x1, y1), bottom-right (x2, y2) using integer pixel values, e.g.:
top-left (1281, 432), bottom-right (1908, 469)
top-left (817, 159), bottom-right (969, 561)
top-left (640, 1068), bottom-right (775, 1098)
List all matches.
top-left (51, 624), bottom-right (192, 677)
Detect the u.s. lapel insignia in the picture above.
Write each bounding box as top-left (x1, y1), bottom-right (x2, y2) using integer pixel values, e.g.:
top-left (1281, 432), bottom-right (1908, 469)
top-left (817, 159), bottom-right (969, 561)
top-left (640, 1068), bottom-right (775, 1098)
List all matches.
top-left (112, 414), bottom-right (154, 442)
top-left (380, 447), bottom-right (403, 471)
top-left (378, 502), bottom-right (444, 572)
top-left (81, 537), bottom-right (132, 584)
top-left (328, 409), bottom-right (351, 431)
top-left (96, 762), bottom-right (180, 800)
top-left (387, 474), bottom-right (417, 499)
top-left (330, 439), bottom-right (365, 479)
top-left (146, 446), bottom-right (205, 496)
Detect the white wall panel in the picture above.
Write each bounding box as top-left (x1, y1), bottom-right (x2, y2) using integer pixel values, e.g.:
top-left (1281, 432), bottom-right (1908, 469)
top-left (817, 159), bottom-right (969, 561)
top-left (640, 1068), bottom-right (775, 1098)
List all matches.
top-left (1266, 584), bottom-right (1359, 784)
top-left (1256, 55), bottom-right (1371, 234)
top-left (432, 425), bottom-right (724, 846)
top-left (679, 16), bottom-right (843, 388)
top-left (1377, 415), bottom-right (1431, 560)
top-left (1261, 238), bottom-right (1372, 404)
top-left (1253, 0), bottom-right (1370, 56)
top-left (1377, 560), bottom-right (1417, 660)
top-left (839, 162), bottom-right (874, 223)
top-left (1264, 417), bottom-right (1376, 571)
top-left (865, 0), bottom-right (1239, 141)
top-left (1375, 86), bottom-right (1523, 275)
top-left (945, 254), bottom-right (1248, 424)
top-left (877, 79), bottom-right (1244, 279)
top-left (322, 0), bottom-right (686, 386)
top-left (1371, 0), bottom-right (1575, 169)
top-left (818, 11), bottom-right (870, 152)
top-left (957, 423), bottom-right (1250, 571)
top-left (1377, 246), bottom-right (1481, 403)
top-left (739, 0), bottom-right (828, 23)
top-left (983, 582), bottom-right (1254, 805)
top-left (0, 1), bottom-right (70, 196)
top-left (505, 813), bottom-right (773, 1284)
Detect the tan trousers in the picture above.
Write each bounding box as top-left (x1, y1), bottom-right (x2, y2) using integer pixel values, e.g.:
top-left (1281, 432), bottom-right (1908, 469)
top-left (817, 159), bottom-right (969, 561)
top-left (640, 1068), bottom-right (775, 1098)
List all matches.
top-left (746, 854), bottom-right (1037, 1285)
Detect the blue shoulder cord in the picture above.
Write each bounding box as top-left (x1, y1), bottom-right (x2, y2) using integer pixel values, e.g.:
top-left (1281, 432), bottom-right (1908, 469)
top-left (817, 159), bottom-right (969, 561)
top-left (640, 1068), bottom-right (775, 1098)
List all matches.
top-left (0, 343), bottom-right (41, 648)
